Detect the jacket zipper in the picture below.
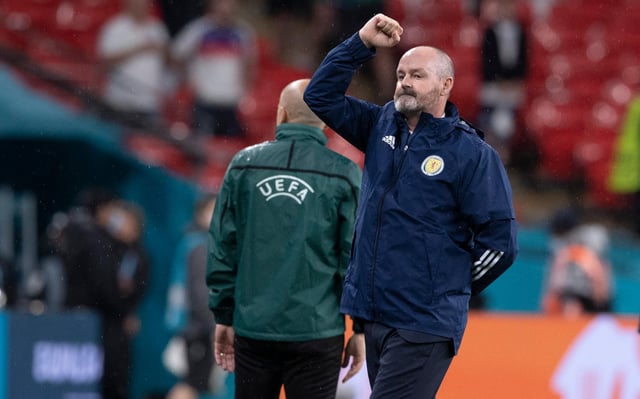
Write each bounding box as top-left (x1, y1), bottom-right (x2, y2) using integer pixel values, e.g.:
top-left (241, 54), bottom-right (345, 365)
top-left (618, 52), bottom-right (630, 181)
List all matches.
top-left (369, 131), bottom-right (414, 318)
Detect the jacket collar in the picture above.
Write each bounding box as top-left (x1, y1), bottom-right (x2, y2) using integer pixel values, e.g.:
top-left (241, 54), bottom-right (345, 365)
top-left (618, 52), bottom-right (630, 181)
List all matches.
top-left (275, 123), bottom-right (327, 146)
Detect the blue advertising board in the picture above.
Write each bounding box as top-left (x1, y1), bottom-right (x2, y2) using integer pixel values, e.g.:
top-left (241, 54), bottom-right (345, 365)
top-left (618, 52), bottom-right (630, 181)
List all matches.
top-left (0, 311), bottom-right (102, 399)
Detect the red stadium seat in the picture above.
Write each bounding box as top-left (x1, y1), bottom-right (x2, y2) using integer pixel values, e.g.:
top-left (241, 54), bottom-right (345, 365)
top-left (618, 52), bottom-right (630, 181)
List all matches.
top-left (449, 74), bottom-right (479, 117)
top-left (601, 79), bottom-right (635, 109)
top-left (2, 0), bottom-right (58, 19)
top-left (535, 127), bottom-right (582, 181)
top-left (196, 163), bottom-right (228, 192)
top-left (527, 97), bottom-right (588, 134)
top-left (455, 17), bottom-right (481, 48)
top-left (163, 84), bottom-right (193, 127)
top-left (575, 132), bottom-right (627, 209)
top-left (202, 136), bottom-right (250, 167)
top-left (51, 1), bottom-right (115, 55)
top-left (239, 63), bottom-right (309, 143)
top-left (548, 3), bottom-right (605, 30)
top-left (125, 134), bottom-right (193, 176)
top-left (590, 101), bottom-right (623, 130)
top-left (41, 58), bottom-right (103, 91)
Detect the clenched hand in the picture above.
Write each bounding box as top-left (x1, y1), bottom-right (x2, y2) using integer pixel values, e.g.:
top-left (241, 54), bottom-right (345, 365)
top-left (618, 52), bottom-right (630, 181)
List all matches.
top-left (359, 13), bottom-right (404, 49)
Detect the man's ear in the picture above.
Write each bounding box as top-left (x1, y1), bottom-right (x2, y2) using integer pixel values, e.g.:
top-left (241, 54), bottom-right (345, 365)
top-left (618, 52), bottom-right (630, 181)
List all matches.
top-left (276, 105), bottom-right (287, 125)
top-left (441, 77), bottom-right (454, 96)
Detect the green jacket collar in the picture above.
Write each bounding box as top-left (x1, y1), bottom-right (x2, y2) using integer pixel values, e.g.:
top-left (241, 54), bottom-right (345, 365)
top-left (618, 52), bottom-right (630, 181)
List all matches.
top-left (275, 123), bottom-right (327, 146)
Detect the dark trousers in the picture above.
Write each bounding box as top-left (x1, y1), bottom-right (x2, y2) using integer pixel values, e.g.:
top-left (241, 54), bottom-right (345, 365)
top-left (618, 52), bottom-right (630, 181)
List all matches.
top-left (185, 332), bottom-right (214, 392)
top-left (102, 319), bottom-right (131, 399)
top-left (233, 334), bottom-right (344, 399)
top-left (365, 322), bottom-right (454, 399)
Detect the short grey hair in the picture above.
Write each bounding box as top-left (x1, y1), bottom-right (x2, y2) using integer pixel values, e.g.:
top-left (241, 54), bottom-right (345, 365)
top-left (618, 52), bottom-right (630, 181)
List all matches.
top-left (432, 47), bottom-right (454, 79)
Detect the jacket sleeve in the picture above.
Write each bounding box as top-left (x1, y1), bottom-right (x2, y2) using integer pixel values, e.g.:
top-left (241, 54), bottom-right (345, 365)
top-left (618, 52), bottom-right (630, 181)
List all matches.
top-left (459, 145), bottom-right (518, 295)
top-left (206, 171), bottom-right (238, 326)
top-left (304, 33), bottom-right (382, 152)
top-left (470, 218), bottom-right (518, 294)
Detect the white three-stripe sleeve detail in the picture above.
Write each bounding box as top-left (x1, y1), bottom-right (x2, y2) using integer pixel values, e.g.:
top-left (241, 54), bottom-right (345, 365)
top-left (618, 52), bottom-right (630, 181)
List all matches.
top-left (472, 251), bottom-right (504, 281)
top-left (474, 250), bottom-right (491, 266)
top-left (473, 250), bottom-right (499, 272)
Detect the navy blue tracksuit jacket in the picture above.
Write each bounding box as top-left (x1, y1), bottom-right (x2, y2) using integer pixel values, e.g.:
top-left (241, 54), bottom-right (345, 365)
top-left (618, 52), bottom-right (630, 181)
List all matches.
top-left (304, 33), bottom-right (518, 352)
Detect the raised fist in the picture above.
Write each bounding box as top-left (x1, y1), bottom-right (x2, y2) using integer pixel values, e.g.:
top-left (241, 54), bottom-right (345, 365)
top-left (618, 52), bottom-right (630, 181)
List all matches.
top-left (358, 13), bottom-right (404, 49)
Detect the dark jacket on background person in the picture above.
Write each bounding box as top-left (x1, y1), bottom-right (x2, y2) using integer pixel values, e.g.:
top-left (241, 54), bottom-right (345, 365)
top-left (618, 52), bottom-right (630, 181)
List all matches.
top-left (207, 123), bottom-right (362, 341)
top-left (304, 33), bottom-right (518, 352)
top-left (57, 211), bottom-right (149, 317)
top-left (481, 20), bottom-right (528, 82)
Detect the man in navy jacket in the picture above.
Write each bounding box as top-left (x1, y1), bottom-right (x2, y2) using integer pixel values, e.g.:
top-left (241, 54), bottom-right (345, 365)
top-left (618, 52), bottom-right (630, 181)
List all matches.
top-left (304, 13), bottom-right (518, 398)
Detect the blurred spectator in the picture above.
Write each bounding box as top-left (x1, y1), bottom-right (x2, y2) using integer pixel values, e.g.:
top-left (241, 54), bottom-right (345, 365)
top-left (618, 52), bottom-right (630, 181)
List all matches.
top-left (171, 0), bottom-right (257, 137)
top-left (608, 94), bottom-right (640, 234)
top-left (97, 0), bottom-right (171, 129)
top-left (165, 194), bottom-right (221, 399)
top-left (43, 188), bottom-right (116, 308)
top-left (49, 191), bottom-right (150, 399)
top-left (542, 207), bottom-right (613, 318)
top-left (477, 0), bottom-right (528, 164)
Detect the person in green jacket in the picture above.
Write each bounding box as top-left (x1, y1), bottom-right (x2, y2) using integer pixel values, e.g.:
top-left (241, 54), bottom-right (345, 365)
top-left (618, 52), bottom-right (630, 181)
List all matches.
top-left (206, 79), bottom-right (365, 399)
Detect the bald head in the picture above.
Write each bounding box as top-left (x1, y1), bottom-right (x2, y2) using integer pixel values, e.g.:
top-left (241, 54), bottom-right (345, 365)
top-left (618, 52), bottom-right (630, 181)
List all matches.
top-left (277, 79), bottom-right (325, 128)
top-left (400, 46), bottom-right (455, 80)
